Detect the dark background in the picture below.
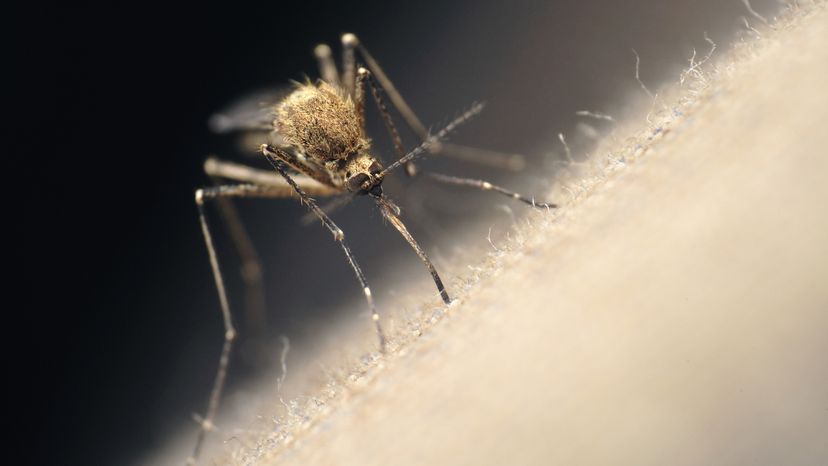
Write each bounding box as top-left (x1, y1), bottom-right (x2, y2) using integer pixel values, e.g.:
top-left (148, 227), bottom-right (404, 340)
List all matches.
top-left (14, 1), bottom-right (779, 464)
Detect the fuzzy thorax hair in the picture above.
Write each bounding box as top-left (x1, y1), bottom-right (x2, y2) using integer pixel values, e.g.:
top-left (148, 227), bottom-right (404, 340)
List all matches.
top-left (276, 82), bottom-right (370, 162)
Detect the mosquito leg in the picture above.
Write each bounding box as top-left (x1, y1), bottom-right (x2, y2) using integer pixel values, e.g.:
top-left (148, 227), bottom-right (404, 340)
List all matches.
top-left (354, 66), bottom-right (368, 131)
top-left (361, 67), bottom-right (413, 174)
top-left (374, 195), bottom-right (451, 305)
top-left (300, 195), bottom-right (353, 226)
top-left (204, 157), bottom-right (337, 195)
top-left (208, 181), bottom-right (267, 340)
top-left (422, 172), bottom-right (557, 209)
top-left (377, 103), bottom-right (485, 177)
top-left (188, 190), bottom-right (238, 466)
top-left (206, 156), bottom-right (336, 308)
top-left (349, 33), bottom-right (526, 171)
top-left (188, 180), bottom-right (340, 465)
top-left (204, 158), bottom-right (268, 340)
top-left (261, 144), bottom-right (387, 352)
top-left (429, 142), bottom-right (526, 171)
top-left (347, 33), bottom-right (427, 138)
top-left (341, 33), bottom-right (358, 97)
top-left (314, 43), bottom-right (340, 87)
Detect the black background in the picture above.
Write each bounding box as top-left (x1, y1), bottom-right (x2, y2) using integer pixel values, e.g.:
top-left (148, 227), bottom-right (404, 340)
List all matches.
top-left (14, 1), bottom-right (778, 464)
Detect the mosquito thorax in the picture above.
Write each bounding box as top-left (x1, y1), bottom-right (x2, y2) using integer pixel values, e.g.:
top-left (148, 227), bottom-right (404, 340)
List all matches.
top-left (276, 82), bottom-right (367, 164)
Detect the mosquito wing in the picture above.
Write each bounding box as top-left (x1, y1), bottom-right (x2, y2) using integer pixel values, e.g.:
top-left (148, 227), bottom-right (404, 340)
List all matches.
top-left (208, 86), bottom-right (291, 134)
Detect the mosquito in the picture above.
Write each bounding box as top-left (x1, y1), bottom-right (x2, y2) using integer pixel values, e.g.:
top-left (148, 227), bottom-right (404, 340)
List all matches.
top-left (188, 33), bottom-right (556, 465)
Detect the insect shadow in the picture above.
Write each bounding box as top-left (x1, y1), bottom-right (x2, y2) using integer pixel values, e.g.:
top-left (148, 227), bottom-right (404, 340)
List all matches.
top-left (188, 33), bottom-right (556, 465)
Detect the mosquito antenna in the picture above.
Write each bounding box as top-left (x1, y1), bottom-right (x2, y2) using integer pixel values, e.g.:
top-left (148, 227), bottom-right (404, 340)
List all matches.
top-left (373, 194), bottom-right (451, 304)
top-left (378, 102), bottom-right (485, 178)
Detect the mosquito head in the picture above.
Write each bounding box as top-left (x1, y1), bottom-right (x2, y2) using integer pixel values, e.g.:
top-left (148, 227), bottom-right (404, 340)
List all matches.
top-left (344, 153), bottom-right (384, 195)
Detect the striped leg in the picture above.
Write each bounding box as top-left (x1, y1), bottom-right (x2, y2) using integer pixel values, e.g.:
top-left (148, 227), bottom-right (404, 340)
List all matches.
top-left (261, 144), bottom-right (387, 352)
top-left (345, 32), bottom-right (526, 171)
